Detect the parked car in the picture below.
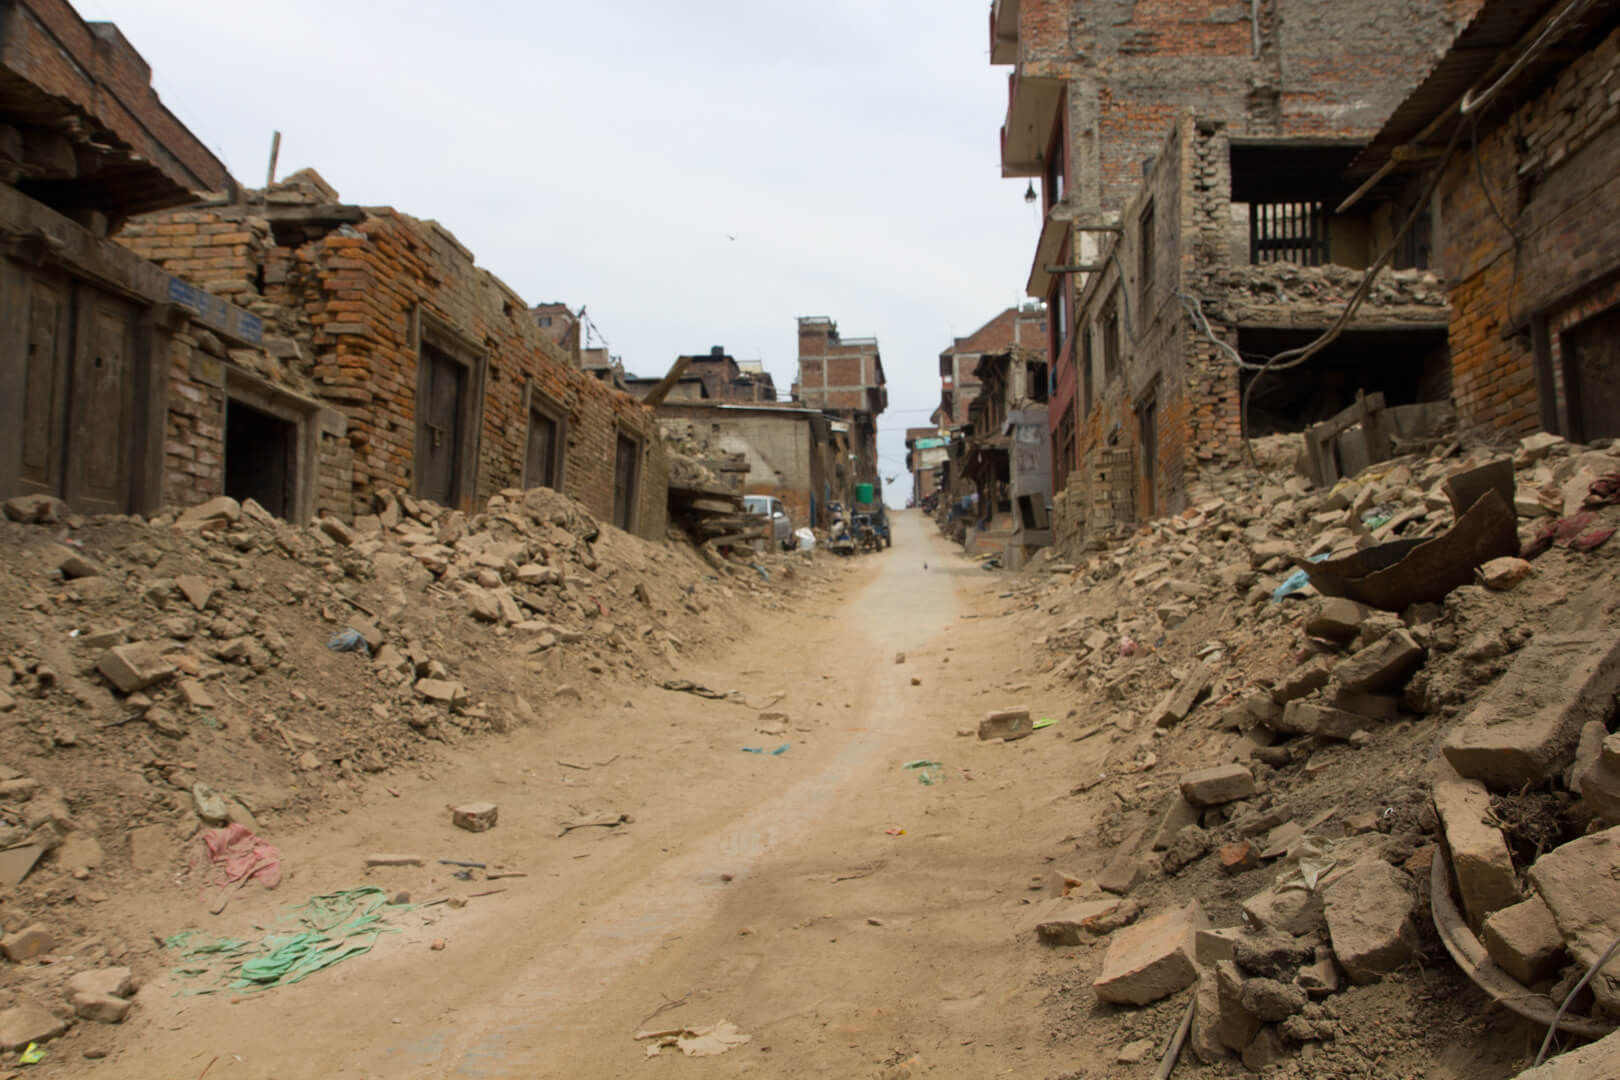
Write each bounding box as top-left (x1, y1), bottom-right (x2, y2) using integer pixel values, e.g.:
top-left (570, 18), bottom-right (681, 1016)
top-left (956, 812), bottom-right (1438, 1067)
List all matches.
top-left (743, 495), bottom-right (794, 551)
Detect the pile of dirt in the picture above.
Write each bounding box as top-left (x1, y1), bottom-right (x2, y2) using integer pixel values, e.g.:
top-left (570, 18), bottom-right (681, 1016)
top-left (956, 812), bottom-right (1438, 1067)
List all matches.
top-left (0, 484), bottom-right (845, 1053)
top-left (977, 432), bottom-right (1620, 1076)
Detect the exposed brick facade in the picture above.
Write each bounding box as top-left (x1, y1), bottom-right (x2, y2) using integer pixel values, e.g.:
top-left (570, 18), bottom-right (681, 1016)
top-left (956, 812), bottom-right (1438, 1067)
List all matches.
top-left (117, 172), bottom-right (668, 539)
top-left (1434, 20), bottom-right (1620, 440)
top-left (1056, 115), bottom-right (1450, 547)
top-left (794, 316), bottom-right (887, 492)
top-left (936, 306), bottom-right (1049, 427)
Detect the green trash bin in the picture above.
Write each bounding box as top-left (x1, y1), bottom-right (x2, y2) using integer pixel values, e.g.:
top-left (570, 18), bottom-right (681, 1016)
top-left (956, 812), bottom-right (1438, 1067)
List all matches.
top-left (855, 483), bottom-right (875, 505)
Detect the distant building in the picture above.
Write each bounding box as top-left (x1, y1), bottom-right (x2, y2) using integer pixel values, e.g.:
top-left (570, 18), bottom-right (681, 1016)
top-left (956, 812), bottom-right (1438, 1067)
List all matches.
top-left (531, 303), bottom-right (581, 368)
top-left (937, 306), bottom-right (1048, 429)
top-left (794, 317), bottom-right (887, 502)
top-left (904, 426), bottom-right (948, 506)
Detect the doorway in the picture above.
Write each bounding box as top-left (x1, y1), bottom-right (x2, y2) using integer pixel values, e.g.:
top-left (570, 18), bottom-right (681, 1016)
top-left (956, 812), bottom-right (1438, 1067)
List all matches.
top-left (613, 432), bottom-right (639, 532)
top-left (1137, 395), bottom-right (1158, 520)
top-left (9, 273), bottom-right (142, 515)
top-left (416, 341), bottom-right (467, 508)
top-left (225, 400), bottom-right (297, 519)
top-left (1563, 306), bottom-right (1620, 443)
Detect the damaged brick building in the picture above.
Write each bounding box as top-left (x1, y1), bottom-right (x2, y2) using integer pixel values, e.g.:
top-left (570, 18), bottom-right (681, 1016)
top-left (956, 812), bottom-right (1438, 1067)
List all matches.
top-left (991, 0), bottom-right (1488, 546)
top-left (0, 0), bottom-right (260, 518)
top-left (114, 168), bottom-right (668, 539)
top-left (1353, 0), bottom-right (1620, 445)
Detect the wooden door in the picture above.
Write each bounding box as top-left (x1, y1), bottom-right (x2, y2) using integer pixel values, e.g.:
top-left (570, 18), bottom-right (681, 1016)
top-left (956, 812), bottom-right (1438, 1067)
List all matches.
top-left (66, 289), bottom-right (138, 515)
top-left (15, 274), bottom-right (72, 499)
top-left (525, 407), bottom-right (557, 489)
top-left (416, 343), bottom-right (465, 507)
top-left (1565, 308), bottom-right (1620, 443)
top-left (613, 433), bottom-right (638, 531)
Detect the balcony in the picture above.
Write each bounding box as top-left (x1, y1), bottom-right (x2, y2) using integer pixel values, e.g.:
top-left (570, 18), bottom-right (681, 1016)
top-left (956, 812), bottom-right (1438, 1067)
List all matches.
top-left (990, 0), bottom-right (1021, 64)
top-left (1000, 69), bottom-right (1062, 178)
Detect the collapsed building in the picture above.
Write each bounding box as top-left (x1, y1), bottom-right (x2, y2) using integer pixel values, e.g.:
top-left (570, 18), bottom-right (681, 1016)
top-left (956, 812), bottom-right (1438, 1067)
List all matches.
top-left (1, 0), bottom-right (669, 537)
top-left (991, 0), bottom-right (1488, 549)
top-left (112, 167), bottom-right (667, 538)
top-left (904, 426), bottom-right (948, 507)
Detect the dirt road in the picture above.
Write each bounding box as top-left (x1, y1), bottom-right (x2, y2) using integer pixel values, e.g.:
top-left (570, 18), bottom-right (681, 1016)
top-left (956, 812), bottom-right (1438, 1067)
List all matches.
top-left (100, 511), bottom-right (1108, 1079)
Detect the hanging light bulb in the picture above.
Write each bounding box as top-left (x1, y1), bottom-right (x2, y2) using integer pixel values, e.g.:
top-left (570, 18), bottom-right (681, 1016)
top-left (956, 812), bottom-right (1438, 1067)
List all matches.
top-left (1024, 181), bottom-right (1037, 204)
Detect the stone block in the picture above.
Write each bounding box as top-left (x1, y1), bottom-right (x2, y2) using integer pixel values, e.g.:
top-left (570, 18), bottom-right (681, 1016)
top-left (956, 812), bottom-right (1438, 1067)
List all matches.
top-left (1151, 662), bottom-right (1212, 728)
top-left (1179, 764), bottom-right (1257, 807)
top-left (1233, 929), bottom-right (1316, 978)
top-left (1432, 779), bottom-right (1521, 931)
top-left (1528, 826), bottom-right (1620, 1015)
top-left (175, 496), bottom-right (241, 530)
top-left (66, 967), bottom-right (135, 1024)
top-left (1034, 898), bottom-right (1133, 946)
top-left (318, 515), bottom-right (356, 546)
top-left (1152, 794), bottom-right (1201, 851)
top-left (56, 549), bottom-right (104, 579)
top-left (1578, 732), bottom-right (1620, 826)
top-left (1093, 901), bottom-right (1208, 1005)
top-left (451, 801), bottom-right (498, 832)
top-left (173, 574), bottom-right (213, 611)
top-left (1443, 632), bottom-right (1620, 790)
top-left (1277, 701), bottom-right (1364, 740)
top-left (0, 1003), bottom-right (67, 1051)
top-left (1296, 946), bottom-right (1340, 996)
top-left (1195, 926), bottom-right (1244, 967)
top-left (1305, 597), bottom-right (1370, 642)
top-left (1483, 896), bottom-right (1567, 986)
top-left (1096, 855), bottom-right (1145, 896)
top-left (1162, 825), bottom-right (1212, 875)
top-left (1271, 659), bottom-right (1331, 704)
top-left (1322, 861), bottom-right (1419, 984)
top-left (0, 923), bottom-right (55, 962)
top-left (1479, 556), bottom-right (1532, 591)
top-left (1219, 840), bottom-right (1261, 874)
top-left (3, 494), bottom-right (68, 524)
top-left (979, 707), bottom-right (1031, 741)
top-left (96, 642), bottom-right (176, 694)
top-left (1335, 629), bottom-right (1425, 693)
top-left (1240, 977), bottom-right (1307, 1022)
top-left (1241, 882), bottom-right (1325, 938)
top-left (415, 678), bottom-right (468, 708)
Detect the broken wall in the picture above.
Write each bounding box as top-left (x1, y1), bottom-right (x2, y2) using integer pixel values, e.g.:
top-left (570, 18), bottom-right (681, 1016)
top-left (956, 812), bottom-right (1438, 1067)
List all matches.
top-left (117, 175), bottom-right (668, 539)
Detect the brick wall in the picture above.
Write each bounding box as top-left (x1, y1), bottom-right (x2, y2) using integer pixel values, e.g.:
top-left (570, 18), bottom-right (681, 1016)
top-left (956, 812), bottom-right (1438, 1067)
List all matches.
top-left (1009, 0), bottom-right (1482, 212)
top-left (118, 175), bottom-right (668, 539)
top-left (1437, 21), bottom-right (1620, 440)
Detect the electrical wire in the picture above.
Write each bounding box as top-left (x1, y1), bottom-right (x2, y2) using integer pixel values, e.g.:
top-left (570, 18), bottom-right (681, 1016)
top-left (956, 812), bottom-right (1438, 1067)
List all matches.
top-left (1460, 0), bottom-right (1600, 117)
top-left (1218, 118), bottom-right (1468, 465)
top-left (1535, 931), bottom-right (1620, 1067)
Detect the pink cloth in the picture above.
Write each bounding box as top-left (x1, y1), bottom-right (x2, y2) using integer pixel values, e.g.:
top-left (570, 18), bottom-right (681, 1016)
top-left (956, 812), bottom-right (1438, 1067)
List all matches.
top-left (200, 823), bottom-right (282, 890)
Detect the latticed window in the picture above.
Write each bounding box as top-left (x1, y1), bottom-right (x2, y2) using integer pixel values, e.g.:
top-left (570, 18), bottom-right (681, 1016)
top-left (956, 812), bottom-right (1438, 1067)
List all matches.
top-left (1249, 200), bottom-right (1329, 266)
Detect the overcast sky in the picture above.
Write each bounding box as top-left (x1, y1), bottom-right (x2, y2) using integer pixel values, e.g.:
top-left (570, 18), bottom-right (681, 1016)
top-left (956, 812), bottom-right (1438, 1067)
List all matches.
top-left (87, 0), bottom-right (1039, 504)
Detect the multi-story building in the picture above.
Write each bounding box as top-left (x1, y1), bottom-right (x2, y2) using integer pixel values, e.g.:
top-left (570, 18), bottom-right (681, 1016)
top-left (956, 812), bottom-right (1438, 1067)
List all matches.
top-left (794, 316), bottom-right (887, 494)
top-left (990, 0), bottom-right (1485, 544)
top-left (935, 305), bottom-right (1048, 430)
top-left (904, 426), bottom-right (949, 507)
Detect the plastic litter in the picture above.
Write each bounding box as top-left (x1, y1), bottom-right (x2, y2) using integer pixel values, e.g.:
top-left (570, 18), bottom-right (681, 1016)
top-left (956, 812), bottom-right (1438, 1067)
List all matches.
top-left (770, 743), bottom-right (790, 756)
top-left (747, 563), bottom-right (769, 582)
top-left (740, 747), bottom-right (763, 754)
top-left (1271, 554), bottom-right (1332, 603)
top-left (19, 1043), bottom-right (45, 1065)
top-left (794, 527), bottom-right (816, 551)
top-left (884, 827), bottom-right (905, 836)
top-left (200, 823), bottom-right (282, 893)
top-left (325, 628), bottom-right (370, 657)
top-left (1032, 717), bottom-right (1056, 730)
top-left (918, 771), bottom-right (935, 786)
top-left (1118, 636), bottom-right (1138, 658)
top-left (168, 886), bottom-right (402, 995)
top-left (902, 760), bottom-right (942, 770)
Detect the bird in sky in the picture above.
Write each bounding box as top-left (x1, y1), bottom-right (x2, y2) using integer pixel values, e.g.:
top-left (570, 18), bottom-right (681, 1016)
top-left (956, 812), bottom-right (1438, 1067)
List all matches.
top-left (726, 233), bottom-right (738, 241)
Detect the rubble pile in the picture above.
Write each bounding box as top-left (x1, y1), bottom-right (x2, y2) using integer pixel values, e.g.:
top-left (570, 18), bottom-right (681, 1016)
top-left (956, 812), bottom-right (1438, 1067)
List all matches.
top-left (1008, 432), bottom-right (1620, 1074)
top-left (665, 454), bottom-right (765, 553)
top-left (0, 484), bottom-right (841, 1052)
